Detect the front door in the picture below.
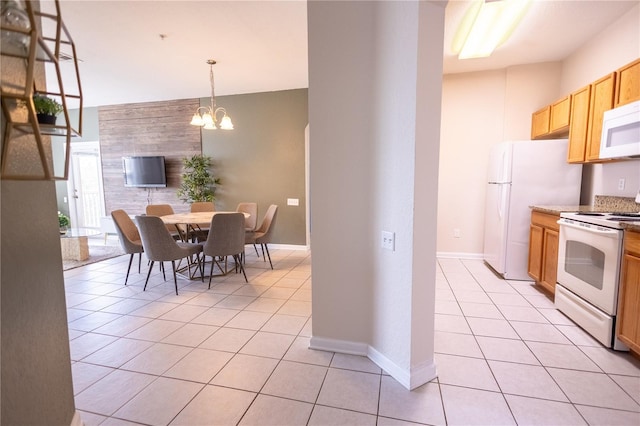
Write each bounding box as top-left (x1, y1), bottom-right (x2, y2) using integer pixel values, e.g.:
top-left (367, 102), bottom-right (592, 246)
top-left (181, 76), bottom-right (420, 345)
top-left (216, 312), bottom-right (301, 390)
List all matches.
top-left (67, 142), bottom-right (105, 230)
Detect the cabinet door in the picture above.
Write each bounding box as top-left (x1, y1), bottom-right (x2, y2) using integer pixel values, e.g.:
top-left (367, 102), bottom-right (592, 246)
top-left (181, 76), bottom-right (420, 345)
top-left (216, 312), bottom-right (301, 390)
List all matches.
top-left (528, 224), bottom-right (543, 282)
top-left (567, 86), bottom-right (590, 163)
top-left (617, 252), bottom-right (640, 353)
top-left (586, 73), bottom-right (616, 161)
top-left (615, 58), bottom-right (640, 107)
top-left (550, 96), bottom-right (571, 134)
top-left (540, 229), bottom-right (559, 295)
top-left (531, 106), bottom-right (550, 140)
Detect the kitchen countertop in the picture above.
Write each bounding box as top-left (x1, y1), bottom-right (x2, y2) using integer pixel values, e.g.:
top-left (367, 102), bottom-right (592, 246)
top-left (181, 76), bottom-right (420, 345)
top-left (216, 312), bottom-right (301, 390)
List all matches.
top-left (530, 205), bottom-right (640, 232)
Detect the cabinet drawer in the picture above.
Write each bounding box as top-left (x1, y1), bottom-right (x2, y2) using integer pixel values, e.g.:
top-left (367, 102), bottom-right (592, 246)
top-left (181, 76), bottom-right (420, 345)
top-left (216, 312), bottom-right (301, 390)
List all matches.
top-left (625, 230), bottom-right (640, 255)
top-left (531, 210), bottom-right (560, 231)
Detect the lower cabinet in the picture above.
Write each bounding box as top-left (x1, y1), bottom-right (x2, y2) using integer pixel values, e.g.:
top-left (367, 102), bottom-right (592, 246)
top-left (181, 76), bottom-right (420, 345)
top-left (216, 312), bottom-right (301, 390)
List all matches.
top-left (617, 230), bottom-right (640, 354)
top-left (528, 210), bottom-right (560, 294)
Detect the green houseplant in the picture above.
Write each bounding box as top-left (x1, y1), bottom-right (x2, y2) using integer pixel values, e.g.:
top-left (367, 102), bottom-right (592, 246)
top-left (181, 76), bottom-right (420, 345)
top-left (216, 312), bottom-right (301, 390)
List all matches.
top-left (177, 154), bottom-right (220, 203)
top-left (58, 211), bottom-right (70, 233)
top-left (32, 93), bottom-right (63, 124)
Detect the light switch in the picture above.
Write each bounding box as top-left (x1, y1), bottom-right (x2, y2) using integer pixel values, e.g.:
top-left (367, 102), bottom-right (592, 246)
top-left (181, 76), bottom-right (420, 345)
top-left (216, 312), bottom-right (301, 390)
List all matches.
top-left (287, 198), bottom-right (299, 206)
top-left (382, 231), bottom-right (395, 251)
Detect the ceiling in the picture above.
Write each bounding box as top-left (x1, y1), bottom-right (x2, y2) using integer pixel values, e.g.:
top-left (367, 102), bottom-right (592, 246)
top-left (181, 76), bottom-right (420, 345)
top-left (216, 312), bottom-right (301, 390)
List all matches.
top-left (41, 0), bottom-right (638, 108)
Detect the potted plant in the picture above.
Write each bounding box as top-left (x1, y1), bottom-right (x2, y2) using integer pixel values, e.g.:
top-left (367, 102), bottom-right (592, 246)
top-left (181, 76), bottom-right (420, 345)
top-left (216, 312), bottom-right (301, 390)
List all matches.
top-left (177, 154), bottom-right (220, 203)
top-left (32, 93), bottom-right (63, 125)
top-left (58, 211), bottom-right (70, 234)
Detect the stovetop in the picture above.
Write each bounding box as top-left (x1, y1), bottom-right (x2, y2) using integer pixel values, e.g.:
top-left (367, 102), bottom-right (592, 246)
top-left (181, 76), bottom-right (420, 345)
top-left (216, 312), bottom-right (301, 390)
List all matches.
top-left (560, 211), bottom-right (640, 229)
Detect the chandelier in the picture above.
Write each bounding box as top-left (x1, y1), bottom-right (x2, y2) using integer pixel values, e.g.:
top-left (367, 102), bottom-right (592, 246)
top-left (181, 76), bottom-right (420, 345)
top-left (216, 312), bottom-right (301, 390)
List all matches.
top-left (190, 59), bottom-right (234, 130)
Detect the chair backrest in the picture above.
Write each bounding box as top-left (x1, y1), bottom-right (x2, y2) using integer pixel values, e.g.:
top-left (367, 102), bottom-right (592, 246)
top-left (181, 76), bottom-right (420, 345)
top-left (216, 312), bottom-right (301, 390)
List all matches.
top-left (135, 215), bottom-right (185, 261)
top-left (236, 202), bottom-right (258, 231)
top-left (111, 209), bottom-right (143, 253)
top-left (191, 201), bottom-right (216, 213)
top-left (145, 204), bottom-right (174, 217)
top-left (255, 204), bottom-right (278, 242)
top-left (203, 213), bottom-right (246, 257)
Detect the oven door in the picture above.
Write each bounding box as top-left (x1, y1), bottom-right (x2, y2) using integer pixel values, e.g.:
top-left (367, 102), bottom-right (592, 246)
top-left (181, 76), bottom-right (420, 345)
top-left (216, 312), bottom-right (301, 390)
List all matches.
top-left (557, 219), bottom-right (623, 315)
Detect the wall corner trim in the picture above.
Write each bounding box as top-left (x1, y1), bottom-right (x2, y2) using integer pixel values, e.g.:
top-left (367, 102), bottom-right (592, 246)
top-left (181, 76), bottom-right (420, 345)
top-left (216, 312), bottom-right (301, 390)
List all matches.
top-left (71, 411), bottom-right (84, 426)
top-left (309, 337), bottom-right (438, 391)
top-left (368, 346), bottom-right (438, 390)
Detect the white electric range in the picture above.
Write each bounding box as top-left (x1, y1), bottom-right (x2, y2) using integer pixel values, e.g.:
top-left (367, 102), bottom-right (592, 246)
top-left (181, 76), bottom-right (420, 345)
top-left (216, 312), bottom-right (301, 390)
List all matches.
top-left (555, 211), bottom-right (640, 350)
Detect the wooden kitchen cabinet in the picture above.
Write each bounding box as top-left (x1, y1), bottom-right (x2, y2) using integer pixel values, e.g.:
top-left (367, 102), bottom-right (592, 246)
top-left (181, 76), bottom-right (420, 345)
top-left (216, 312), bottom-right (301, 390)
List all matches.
top-left (615, 58), bottom-right (640, 107)
top-left (567, 85), bottom-right (591, 163)
top-left (528, 210), bottom-right (561, 294)
top-left (617, 230), bottom-right (640, 355)
top-left (585, 72), bottom-right (616, 161)
top-left (531, 96), bottom-right (571, 140)
top-left (531, 106), bottom-right (550, 139)
top-left (567, 73), bottom-right (616, 163)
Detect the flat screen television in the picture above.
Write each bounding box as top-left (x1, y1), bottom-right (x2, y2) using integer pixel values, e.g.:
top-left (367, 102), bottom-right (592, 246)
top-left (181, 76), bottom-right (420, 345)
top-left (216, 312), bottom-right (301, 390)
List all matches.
top-left (122, 156), bottom-right (167, 188)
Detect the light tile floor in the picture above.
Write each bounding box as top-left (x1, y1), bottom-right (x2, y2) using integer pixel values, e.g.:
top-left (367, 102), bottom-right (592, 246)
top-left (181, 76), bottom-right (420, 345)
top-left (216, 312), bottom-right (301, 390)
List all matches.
top-left (65, 250), bottom-right (640, 425)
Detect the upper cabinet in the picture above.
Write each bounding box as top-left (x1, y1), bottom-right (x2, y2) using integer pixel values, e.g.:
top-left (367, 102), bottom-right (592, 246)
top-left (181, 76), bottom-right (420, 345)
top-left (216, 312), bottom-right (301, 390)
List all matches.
top-left (531, 96), bottom-right (570, 140)
top-left (567, 85), bottom-right (591, 163)
top-left (585, 73), bottom-right (616, 162)
top-left (532, 58), bottom-right (639, 164)
top-left (614, 58), bottom-right (640, 107)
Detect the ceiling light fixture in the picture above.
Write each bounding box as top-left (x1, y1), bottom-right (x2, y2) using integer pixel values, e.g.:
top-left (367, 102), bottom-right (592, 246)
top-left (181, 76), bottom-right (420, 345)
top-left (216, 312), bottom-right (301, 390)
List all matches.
top-left (453, 0), bottom-right (531, 60)
top-left (190, 59), bottom-right (233, 130)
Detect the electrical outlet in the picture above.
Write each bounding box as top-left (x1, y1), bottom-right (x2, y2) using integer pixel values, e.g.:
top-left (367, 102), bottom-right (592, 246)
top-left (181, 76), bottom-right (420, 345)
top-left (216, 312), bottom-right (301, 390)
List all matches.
top-left (618, 178), bottom-right (626, 190)
top-left (453, 228), bottom-right (461, 238)
top-left (382, 231), bottom-right (395, 251)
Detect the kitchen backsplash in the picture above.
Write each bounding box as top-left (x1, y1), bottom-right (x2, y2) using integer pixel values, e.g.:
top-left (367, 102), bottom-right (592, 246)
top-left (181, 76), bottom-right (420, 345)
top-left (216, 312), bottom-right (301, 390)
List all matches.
top-left (594, 195), bottom-right (640, 212)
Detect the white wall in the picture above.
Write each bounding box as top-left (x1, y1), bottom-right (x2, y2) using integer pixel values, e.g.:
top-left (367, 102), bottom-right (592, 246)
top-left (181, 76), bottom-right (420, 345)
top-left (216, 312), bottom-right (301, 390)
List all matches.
top-left (562, 4), bottom-right (640, 204)
top-left (308, 0), bottom-right (444, 389)
top-left (437, 63), bottom-right (563, 257)
top-left (437, 4), bottom-right (640, 257)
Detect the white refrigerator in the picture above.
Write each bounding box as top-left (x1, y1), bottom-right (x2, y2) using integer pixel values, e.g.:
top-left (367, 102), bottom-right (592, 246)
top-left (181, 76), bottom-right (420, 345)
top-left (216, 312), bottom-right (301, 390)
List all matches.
top-left (483, 139), bottom-right (582, 280)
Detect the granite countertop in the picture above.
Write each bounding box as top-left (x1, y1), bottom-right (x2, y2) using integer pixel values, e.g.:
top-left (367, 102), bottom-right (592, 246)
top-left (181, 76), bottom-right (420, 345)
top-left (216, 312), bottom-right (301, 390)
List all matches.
top-left (531, 195), bottom-right (640, 232)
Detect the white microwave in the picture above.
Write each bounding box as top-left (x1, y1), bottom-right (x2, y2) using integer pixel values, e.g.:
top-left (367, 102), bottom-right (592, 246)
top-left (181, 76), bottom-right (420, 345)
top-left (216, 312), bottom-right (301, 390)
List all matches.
top-left (599, 100), bottom-right (640, 159)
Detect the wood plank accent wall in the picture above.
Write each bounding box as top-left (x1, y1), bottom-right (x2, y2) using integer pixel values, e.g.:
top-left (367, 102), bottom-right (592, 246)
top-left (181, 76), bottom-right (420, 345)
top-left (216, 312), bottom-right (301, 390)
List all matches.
top-left (99, 99), bottom-right (201, 215)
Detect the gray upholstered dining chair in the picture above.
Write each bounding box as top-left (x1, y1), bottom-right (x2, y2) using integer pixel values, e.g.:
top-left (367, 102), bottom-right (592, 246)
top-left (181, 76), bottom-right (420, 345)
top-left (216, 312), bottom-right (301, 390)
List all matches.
top-left (111, 209), bottom-right (143, 285)
top-left (190, 201), bottom-right (216, 241)
top-left (202, 212), bottom-right (248, 286)
top-left (135, 215), bottom-right (204, 295)
top-left (237, 202), bottom-right (259, 256)
top-left (145, 203), bottom-right (183, 239)
top-left (245, 204), bottom-right (278, 269)
top-left (236, 202), bottom-right (257, 231)
top-left (190, 201), bottom-right (216, 212)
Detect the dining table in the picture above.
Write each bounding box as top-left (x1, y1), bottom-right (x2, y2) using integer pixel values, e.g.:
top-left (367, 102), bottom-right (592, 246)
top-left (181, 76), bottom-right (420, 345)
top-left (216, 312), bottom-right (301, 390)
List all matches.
top-left (160, 211), bottom-right (250, 240)
top-left (159, 211), bottom-right (251, 279)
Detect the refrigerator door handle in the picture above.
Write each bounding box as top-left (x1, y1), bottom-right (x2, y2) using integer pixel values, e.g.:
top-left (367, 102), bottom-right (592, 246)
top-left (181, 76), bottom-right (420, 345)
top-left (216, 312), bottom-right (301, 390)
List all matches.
top-left (498, 184), bottom-right (507, 219)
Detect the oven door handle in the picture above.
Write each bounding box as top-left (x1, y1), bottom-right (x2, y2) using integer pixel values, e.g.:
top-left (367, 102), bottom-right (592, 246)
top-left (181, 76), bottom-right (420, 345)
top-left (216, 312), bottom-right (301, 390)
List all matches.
top-left (557, 219), bottom-right (620, 236)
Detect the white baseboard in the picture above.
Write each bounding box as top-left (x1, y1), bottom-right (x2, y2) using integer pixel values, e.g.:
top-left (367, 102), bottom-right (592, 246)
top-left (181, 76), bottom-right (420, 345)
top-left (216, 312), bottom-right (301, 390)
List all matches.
top-left (436, 251), bottom-right (483, 260)
top-left (70, 410), bottom-right (84, 426)
top-left (269, 243), bottom-right (310, 251)
top-left (310, 337), bottom-right (438, 391)
top-left (309, 336), bottom-right (368, 356)
top-left (368, 346), bottom-right (437, 390)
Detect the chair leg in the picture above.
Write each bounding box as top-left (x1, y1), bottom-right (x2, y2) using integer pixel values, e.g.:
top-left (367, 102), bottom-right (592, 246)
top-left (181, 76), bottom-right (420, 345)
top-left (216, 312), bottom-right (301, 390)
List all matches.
top-left (235, 255), bottom-right (248, 283)
top-left (138, 253), bottom-right (142, 273)
top-left (253, 243), bottom-right (260, 257)
top-left (208, 255), bottom-right (215, 289)
top-left (197, 252), bottom-right (204, 283)
top-left (125, 253), bottom-right (134, 285)
top-left (264, 244), bottom-right (273, 269)
top-left (143, 261), bottom-right (154, 291)
top-left (172, 260), bottom-right (178, 295)
top-left (160, 262), bottom-right (166, 281)
top-left (260, 244), bottom-right (266, 261)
